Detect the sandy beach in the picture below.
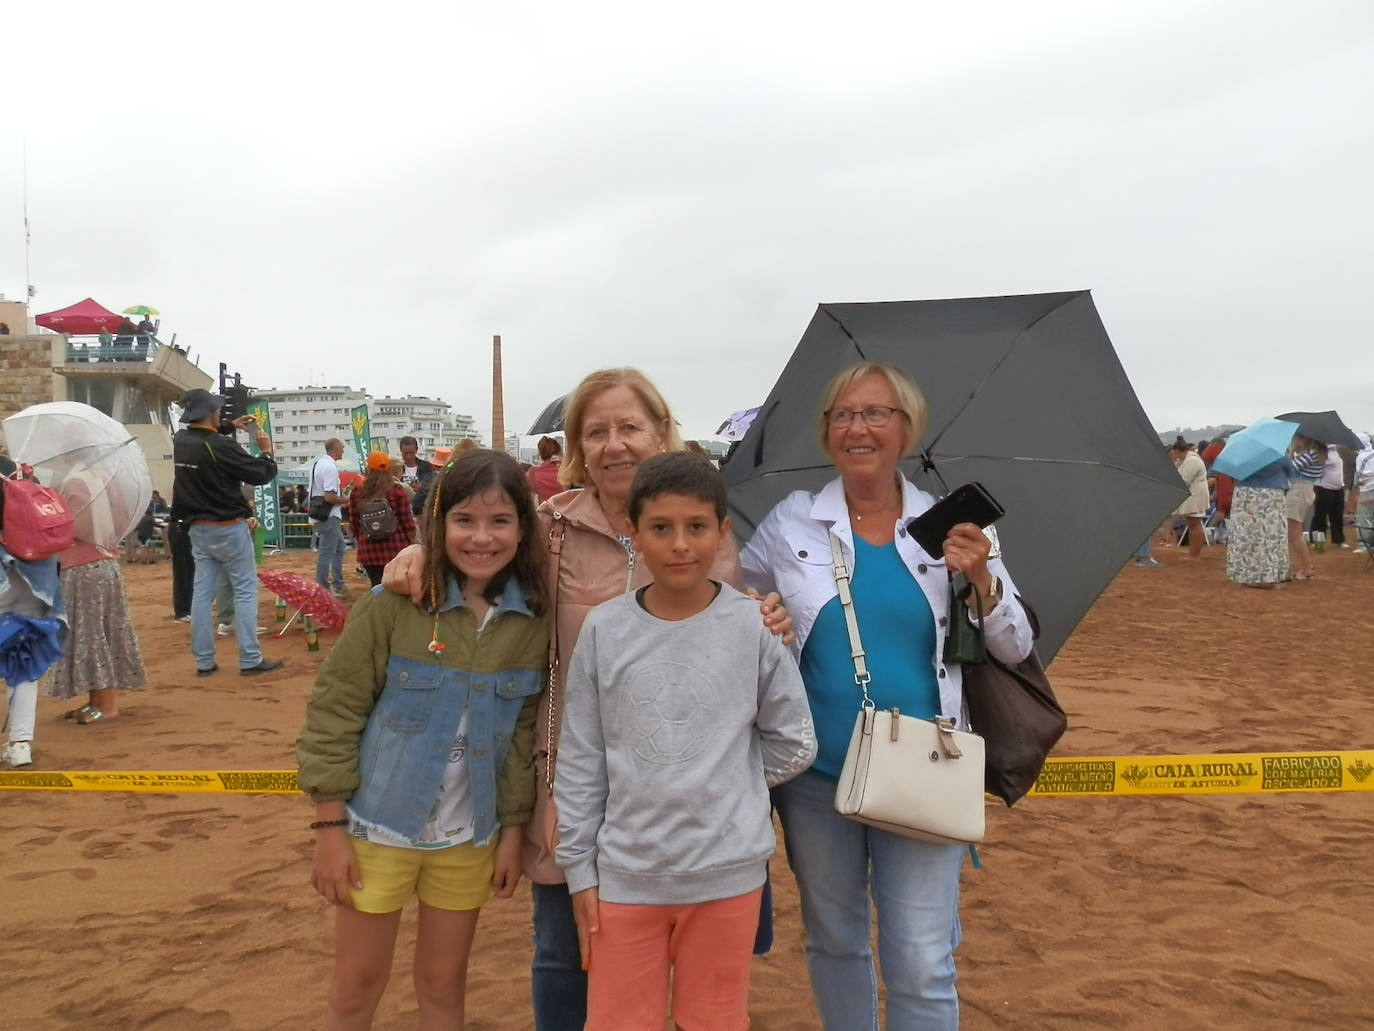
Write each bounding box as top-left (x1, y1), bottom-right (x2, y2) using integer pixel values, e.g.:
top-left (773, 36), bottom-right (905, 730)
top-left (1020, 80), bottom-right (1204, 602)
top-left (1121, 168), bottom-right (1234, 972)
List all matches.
top-left (3, 542), bottom-right (1372, 1029)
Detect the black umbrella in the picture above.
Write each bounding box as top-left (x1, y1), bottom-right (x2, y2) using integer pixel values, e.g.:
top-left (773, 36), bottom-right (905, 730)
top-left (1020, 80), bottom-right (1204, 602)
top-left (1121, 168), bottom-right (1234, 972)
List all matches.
top-left (527, 394), bottom-right (568, 435)
top-left (1273, 410), bottom-right (1362, 451)
top-left (723, 291), bottom-right (1185, 665)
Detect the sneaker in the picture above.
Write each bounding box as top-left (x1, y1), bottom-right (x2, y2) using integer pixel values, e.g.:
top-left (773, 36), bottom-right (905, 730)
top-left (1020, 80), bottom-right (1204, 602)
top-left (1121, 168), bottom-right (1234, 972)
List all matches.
top-left (1, 741), bottom-right (32, 767)
top-left (172, 614), bottom-right (191, 623)
top-left (332, 587), bottom-right (351, 600)
top-left (217, 622), bottom-right (233, 636)
top-left (240, 659), bottom-right (285, 677)
top-left (1135, 558), bottom-right (1161, 567)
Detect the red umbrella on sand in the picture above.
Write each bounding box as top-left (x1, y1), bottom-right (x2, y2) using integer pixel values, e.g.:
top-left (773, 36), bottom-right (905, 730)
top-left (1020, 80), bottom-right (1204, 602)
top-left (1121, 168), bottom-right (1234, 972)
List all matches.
top-left (257, 570), bottom-right (348, 634)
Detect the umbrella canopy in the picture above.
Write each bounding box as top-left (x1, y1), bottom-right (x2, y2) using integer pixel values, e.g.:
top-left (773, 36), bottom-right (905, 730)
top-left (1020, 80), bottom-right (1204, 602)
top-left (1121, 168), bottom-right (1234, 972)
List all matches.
top-left (2, 402), bottom-right (154, 552)
top-left (340, 471), bottom-right (365, 491)
top-left (121, 305), bottom-right (160, 317)
top-left (723, 291), bottom-right (1184, 665)
top-left (1210, 418), bottom-right (1299, 480)
top-left (715, 407), bottom-right (761, 441)
top-left (1273, 410), bottom-right (1363, 451)
top-left (34, 298), bottom-right (125, 335)
top-left (528, 395), bottom-right (568, 435)
top-left (257, 570), bottom-right (348, 630)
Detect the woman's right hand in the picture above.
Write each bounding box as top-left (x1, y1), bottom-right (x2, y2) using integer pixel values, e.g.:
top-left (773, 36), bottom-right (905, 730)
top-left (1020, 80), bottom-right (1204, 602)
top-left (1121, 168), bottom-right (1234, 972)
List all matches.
top-left (381, 544), bottom-right (427, 604)
top-left (311, 829), bottom-right (362, 906)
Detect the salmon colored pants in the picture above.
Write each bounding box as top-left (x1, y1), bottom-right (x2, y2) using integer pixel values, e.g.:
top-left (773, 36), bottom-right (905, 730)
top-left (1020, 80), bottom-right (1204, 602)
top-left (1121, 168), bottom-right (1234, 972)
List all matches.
top-left (586, 887), bottom-right (764, 1031)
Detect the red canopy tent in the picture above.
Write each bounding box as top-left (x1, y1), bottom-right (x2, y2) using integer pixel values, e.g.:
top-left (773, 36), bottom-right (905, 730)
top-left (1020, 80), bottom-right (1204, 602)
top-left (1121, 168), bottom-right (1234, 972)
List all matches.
top-left (35, 298), bottom-right (125, 334)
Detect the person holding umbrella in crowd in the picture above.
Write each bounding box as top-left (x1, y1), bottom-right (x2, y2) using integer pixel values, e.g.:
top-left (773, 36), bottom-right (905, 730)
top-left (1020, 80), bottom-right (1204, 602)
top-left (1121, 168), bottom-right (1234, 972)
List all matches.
top-left (741, 360), bottom-right (1034, 1030)
top-left (1215, 420), bottom-right (1296, 590)
top-left (171, 389), bottom-right (283, 676)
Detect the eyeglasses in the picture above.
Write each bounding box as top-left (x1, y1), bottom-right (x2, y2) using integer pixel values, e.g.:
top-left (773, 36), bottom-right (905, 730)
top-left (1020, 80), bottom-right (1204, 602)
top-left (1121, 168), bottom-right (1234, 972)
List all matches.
top-left (825, 405), bottom-right (904, 429)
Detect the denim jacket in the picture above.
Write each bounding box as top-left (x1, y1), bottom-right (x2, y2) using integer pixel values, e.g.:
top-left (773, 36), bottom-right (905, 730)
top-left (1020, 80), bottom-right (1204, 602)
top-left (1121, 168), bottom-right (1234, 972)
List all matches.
top-left (0, 545), bottom-right (67, 628)
top-left (296, 576), bottom-right (547, 847)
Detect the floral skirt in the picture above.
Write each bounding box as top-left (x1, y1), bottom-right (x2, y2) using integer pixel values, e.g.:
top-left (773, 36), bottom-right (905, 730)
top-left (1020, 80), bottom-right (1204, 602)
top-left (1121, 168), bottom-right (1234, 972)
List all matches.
top-left (44, 559), bottom-right (148, 700)
top-left (1226, 486), bottom-right (1289, 585)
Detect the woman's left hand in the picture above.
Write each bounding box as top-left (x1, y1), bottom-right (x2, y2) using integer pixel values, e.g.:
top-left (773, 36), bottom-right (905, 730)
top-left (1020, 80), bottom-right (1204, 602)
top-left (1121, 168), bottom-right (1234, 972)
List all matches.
top-left (942, 523), bottom-right (994, 595)
top-left (745, 588), bottom-right (795, 647)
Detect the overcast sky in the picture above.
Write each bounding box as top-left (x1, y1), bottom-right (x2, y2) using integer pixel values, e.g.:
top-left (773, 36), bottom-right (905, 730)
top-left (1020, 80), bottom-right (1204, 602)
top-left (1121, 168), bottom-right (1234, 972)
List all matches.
top-left (5, 0), bottom-right (1372, 447)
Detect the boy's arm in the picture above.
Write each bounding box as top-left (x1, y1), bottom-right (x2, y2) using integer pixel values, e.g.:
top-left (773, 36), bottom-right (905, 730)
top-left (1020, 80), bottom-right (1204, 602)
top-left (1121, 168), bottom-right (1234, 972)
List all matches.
top-left (553, 626), bottom-right (609, 894)
top-left (755, 626), bottom-right (816, 787)
top-left (296, 592), bottom-right (392, 802)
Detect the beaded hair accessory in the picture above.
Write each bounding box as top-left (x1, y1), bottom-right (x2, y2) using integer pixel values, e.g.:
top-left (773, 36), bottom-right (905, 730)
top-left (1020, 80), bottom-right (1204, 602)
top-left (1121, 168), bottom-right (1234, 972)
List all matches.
top-left (426, 461), bottom-right (455, 655)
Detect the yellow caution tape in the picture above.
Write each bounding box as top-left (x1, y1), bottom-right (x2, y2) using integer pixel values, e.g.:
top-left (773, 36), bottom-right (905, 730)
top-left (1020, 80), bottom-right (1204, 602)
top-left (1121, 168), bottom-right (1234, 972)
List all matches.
top-left (1, 751), bottom-right (1372, 796)
top-left (1025, 750), bottom-right (1374, 797)
top-left (0, 770), bottom-right (302, 794)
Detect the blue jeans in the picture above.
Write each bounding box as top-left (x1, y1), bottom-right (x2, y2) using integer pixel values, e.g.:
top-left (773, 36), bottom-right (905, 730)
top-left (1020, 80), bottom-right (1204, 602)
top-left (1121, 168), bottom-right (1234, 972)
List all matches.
top-left (189, 522), bottom-right (262, 671)
top-left (530, 881), bottom-right (587, 1030)
top-left (314, 517), bottom-right (344, 591)
top-left (773, 771), bottom-right (965, 1031)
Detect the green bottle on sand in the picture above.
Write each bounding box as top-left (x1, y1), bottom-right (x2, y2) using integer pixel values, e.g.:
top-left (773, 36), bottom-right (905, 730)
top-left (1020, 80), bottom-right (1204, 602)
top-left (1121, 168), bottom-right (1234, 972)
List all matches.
top-left (304, 613), bottom-right (319, 652)
top-left (275, 597), bottom-right (287, 623)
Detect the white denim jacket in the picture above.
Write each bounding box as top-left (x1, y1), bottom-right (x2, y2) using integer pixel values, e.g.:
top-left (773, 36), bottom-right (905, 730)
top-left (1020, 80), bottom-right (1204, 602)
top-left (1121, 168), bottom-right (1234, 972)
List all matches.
top-left (740, 475), bottom-right (1034, 729)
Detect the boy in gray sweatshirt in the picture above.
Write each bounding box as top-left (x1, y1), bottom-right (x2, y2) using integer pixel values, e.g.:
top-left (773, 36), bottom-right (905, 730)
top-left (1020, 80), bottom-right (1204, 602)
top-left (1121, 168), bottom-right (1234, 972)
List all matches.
top-left (555, 453), bottom-right (815, 1030)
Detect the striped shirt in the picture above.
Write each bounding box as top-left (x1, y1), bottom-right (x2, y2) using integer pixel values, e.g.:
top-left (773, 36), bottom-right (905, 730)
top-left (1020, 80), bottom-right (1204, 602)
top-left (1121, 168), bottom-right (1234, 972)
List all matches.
top-left (1290, 449), bottom-right (1324, 482)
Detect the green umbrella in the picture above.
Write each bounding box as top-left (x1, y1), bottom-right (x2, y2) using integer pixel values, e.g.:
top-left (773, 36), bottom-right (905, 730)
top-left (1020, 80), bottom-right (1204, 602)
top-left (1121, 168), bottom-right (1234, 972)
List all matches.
top-left (122, 304), bottom-right (160, 316)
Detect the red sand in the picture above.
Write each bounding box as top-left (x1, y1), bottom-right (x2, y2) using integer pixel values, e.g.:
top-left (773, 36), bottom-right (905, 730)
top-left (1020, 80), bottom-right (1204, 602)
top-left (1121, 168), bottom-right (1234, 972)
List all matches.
top-left (4, 543), bottom-right (1372, 1029)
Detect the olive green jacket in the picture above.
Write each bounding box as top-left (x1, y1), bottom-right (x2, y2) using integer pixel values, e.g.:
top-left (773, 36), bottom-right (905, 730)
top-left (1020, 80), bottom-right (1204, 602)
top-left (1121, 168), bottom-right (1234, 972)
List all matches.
top-left (296, 580), bottom-right (548, 836)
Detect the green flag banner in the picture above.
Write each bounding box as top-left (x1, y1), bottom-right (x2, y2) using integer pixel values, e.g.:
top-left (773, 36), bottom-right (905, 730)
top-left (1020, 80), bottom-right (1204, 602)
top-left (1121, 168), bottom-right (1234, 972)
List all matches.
top-left (245, 400), bottom-right (281, 548)
top-left (370, 436), bottom-right (389, 455)
top-left (350, 404), bottom-right (371, 471)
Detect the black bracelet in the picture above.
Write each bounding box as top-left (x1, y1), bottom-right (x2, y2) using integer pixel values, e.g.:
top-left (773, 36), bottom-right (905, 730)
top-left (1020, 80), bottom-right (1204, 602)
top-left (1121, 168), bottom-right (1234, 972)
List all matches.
top-left (310, 818), bottom-right (350, 830)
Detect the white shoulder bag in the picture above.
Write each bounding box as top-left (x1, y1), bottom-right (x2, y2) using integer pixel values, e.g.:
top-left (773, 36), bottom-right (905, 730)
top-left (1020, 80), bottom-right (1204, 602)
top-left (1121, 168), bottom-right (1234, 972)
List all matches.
top-left (829, 532), bottom-right (986, 845)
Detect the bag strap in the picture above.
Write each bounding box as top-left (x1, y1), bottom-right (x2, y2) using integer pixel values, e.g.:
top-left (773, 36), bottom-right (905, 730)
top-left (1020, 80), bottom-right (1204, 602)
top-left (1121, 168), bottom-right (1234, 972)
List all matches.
top-left (543, 509), bottom-right (567, 789)
top-left (827, 532), bottom-right (873, 708)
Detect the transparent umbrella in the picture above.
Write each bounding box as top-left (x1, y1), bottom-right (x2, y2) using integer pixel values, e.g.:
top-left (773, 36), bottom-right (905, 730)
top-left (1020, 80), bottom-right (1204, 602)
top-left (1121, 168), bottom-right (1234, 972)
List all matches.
top-left (2, 402), bottom-right (153, 552)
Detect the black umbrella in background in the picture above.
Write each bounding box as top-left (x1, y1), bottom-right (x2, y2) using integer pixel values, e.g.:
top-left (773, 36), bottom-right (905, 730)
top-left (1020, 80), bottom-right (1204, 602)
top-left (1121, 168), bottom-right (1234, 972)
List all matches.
top-left (723, 291), bottom-right (1184, 665)
top-left (528, 395), bottom-right (568, 435)
top-left (1273, 411), bottom-right (1362, 450)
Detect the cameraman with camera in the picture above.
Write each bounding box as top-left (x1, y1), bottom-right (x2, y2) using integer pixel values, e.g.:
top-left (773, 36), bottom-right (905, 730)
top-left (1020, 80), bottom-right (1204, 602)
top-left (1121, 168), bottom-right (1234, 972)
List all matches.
top-left (171, 388), bottom-right (283, 678)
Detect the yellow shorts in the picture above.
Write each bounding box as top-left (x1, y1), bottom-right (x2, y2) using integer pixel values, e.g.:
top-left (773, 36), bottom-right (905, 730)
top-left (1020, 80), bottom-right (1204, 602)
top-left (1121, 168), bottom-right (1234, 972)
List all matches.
top-left (348, 835), bottom-right (497, 914)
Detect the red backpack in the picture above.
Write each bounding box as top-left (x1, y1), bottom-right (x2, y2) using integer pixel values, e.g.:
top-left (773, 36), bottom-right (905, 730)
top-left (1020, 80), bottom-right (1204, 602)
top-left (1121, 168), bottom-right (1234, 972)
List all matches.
top-left (2, 468), bottom-right (75, 561)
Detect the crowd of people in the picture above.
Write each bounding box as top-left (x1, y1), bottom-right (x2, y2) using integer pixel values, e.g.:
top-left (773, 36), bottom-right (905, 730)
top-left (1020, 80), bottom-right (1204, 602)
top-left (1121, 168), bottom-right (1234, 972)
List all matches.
top-left (1152, 428), bottom-right (1374, 590)
top-left (5, 370), bottom-right (1372, 1030)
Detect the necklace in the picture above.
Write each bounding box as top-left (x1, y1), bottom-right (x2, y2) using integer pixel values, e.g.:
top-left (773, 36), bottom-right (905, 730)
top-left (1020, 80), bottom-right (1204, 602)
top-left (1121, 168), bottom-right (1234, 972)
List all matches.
top-left (847, 494), bottom-right (900, 523)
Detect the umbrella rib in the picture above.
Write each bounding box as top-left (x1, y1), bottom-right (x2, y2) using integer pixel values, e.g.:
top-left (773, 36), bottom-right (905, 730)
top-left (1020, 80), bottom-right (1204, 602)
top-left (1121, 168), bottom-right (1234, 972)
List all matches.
top-left (821, 305), bottom-right (868, 359)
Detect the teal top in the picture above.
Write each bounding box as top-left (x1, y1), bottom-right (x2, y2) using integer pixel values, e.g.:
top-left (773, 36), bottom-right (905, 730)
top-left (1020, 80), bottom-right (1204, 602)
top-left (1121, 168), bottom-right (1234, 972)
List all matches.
top-left (799, 535), bottom-right (940, 778)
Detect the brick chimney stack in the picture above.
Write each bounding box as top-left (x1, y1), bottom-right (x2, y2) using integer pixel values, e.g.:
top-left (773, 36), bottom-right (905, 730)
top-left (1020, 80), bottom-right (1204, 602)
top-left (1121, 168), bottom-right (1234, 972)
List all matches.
top-left (491, 334), bottom-right (505, 452)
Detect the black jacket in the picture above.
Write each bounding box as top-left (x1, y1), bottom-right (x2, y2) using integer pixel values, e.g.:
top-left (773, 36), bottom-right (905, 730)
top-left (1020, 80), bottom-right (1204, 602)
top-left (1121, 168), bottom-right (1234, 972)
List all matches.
top-left (171, 426), bottom-right (277, 524)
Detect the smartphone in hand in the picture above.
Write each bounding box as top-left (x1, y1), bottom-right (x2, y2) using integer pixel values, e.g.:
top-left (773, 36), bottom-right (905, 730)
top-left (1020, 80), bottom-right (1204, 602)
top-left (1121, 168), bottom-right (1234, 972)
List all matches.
top-left (906, 482), bottom-right (1005, 558)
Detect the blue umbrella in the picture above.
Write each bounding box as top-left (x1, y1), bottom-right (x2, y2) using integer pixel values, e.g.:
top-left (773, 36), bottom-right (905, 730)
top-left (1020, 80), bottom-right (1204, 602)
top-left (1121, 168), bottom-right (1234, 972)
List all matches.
top-left (0, 613), bottom-right (65, 686)
top-left (1211, 418), bottom-right (1299, 480)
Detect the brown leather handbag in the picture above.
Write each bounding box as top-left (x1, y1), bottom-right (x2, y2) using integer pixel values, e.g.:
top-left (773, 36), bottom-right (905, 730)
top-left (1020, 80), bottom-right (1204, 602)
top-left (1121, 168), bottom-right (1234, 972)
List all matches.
top-left (961, 594), bottom-right (1067, 806)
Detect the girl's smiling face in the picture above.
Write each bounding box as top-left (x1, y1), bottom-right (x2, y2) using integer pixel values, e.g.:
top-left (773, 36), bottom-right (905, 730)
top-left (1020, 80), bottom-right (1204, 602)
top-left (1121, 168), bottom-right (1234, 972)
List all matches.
top-left (444, 487), bottom-right (522, 595)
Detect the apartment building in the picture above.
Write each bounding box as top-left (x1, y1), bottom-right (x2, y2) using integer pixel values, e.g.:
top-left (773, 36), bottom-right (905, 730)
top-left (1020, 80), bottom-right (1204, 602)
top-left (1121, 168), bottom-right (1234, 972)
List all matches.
top-left (253, 385), bottom-right (483, 470)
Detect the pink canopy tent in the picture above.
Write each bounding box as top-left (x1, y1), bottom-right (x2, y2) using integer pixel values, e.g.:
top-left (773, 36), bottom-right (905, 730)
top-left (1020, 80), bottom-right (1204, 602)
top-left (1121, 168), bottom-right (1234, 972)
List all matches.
top-left (35, 298), bottom-right (125, 334)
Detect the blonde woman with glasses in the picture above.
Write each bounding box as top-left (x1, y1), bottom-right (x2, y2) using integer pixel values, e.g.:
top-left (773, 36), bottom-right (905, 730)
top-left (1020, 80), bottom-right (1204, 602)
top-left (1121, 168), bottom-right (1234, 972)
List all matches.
top-left (741, 360), bottom-right (1034, 1030)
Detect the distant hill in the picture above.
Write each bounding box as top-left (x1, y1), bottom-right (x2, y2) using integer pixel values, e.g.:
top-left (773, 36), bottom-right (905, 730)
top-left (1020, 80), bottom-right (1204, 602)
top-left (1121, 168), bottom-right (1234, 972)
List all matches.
top-left (1156, 424), bottom-right (1244, 446)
